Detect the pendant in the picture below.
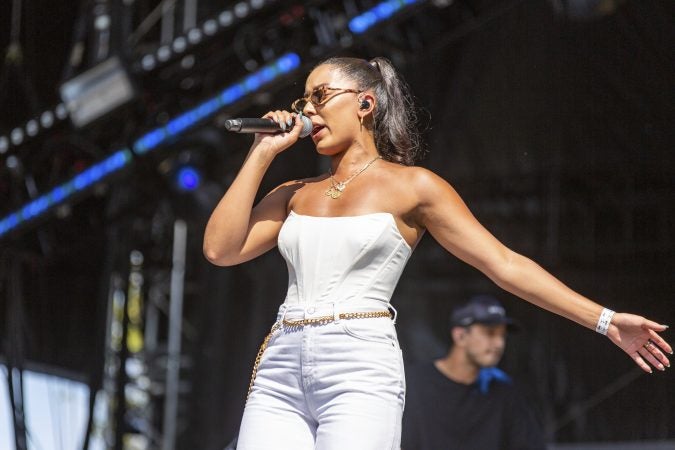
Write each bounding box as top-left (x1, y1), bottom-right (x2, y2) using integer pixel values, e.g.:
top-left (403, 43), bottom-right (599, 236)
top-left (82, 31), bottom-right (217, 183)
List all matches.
top-left (325, 179), bottom-right (346, 199)
top-left (325, 186), bottom-right (342, 199)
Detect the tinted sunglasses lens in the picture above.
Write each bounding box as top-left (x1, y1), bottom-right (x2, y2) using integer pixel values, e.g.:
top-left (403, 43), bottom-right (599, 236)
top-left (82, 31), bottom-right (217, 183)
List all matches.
top-left (292, 98), bottom-right (306, 113)
top-left (311, 87), bottom-right (326, 104)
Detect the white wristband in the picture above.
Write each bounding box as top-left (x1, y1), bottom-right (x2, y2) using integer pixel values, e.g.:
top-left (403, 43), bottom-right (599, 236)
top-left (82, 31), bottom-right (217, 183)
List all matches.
top-left (595, 308), bottom-right (615, 335)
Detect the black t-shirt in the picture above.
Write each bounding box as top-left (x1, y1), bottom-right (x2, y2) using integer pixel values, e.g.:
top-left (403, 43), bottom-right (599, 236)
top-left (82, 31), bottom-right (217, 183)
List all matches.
top-left (402, 362), bottom-right (546, 450)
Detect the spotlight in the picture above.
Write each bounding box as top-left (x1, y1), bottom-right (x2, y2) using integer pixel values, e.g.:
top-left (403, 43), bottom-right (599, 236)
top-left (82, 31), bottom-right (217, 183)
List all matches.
top-left (219, 11), bottom-right (234, 27)
top-left (157, 45), bottom-right (172, 62)
top-left (0, 136), bottom-right (8, 154)
top-left (234, 2), bottom-right (250, 18)
top-left (175, 166), bottom-right (201, 191)
top-left (55, 103), bottom-right (68, 120)
top-left (11, 128), bottom-right (24, 146)
top-left (26, 120), bottom-right (39, 137)
top-left (142, 54), bottom-right (156, 71)
top-left (203, 19), bottom-right (218, 35)
top-left (6, 155), bottom-right (20, 171)
top-left (187, 28), bottom-right (202, 45)
top-left (40, 111), bottom-right (55, 128)
top-left (172, 37), bottom-right (187, 53)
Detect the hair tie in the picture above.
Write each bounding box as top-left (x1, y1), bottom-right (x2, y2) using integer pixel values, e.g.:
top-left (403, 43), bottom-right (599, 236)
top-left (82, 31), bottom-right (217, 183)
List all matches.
top-left (369, 59), bottom-right (381, 73)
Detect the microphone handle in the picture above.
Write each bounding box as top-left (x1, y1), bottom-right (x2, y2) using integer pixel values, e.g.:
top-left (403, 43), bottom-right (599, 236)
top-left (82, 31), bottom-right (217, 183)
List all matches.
top-left (223, 116), bottom-right (312, 138)
top-left (223, 118), bottom-right (279, 133)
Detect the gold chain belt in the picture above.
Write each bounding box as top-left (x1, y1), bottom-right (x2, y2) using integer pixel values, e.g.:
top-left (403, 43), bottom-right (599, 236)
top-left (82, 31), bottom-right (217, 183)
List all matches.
top-left (247, 310), bottom-right (392, 399)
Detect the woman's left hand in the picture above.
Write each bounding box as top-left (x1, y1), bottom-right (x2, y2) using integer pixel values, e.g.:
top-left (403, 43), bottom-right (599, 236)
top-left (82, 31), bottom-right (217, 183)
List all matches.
top-left (607, 313), bottom-right (672, 373)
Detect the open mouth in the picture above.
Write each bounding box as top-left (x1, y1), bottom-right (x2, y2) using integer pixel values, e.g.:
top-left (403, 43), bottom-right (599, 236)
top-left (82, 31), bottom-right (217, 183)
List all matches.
top-left (311, 124), bottom-right (326, 137)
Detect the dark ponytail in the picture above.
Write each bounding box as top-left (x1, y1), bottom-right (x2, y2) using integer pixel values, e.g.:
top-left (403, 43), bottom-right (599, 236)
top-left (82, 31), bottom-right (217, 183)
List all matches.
top-left (317, 56), bottom-right (422, 166)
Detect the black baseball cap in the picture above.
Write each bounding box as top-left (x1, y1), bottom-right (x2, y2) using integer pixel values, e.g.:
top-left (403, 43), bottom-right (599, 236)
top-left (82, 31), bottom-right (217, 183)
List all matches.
top-left (450, 295), bottom-right (519, 330)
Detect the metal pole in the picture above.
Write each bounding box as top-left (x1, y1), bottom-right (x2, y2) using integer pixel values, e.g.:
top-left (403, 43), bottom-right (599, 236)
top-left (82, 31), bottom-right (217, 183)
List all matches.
top-left (160, 0), bottom-right (176, 45)
top-left (162, 219), bottom-right (187, 450)
top-left (183, 0), bottom-right (197, 32)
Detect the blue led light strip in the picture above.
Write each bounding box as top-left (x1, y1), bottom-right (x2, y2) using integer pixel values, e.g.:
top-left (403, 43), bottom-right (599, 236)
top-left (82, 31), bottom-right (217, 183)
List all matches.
top-left (349, 0), bottom-right (420, 34)
top-left (0, 53), bottom-right (301, 239)
top-left (0, 149), bottom-right (133, 237)
top-left (133, 52), bottom-right (301, 154)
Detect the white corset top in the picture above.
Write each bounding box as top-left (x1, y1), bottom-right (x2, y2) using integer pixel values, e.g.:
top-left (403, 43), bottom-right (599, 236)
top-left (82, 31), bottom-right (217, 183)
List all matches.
top-left (277, 211), bottom-right (412, 305)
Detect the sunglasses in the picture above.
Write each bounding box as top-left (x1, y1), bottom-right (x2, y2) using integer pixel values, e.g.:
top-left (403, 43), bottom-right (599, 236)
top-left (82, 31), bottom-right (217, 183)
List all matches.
top-left (291, 86), bottom-right (362, 113)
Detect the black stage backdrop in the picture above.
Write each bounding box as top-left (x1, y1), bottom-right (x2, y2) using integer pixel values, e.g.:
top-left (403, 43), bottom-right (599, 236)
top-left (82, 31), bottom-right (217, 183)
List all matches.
top-left (1, 1), bottom-right (673, 448)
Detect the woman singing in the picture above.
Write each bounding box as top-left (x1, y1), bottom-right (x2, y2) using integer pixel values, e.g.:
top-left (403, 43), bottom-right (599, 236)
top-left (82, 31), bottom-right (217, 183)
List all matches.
top-left (203, 56), bottom-right (671, 450)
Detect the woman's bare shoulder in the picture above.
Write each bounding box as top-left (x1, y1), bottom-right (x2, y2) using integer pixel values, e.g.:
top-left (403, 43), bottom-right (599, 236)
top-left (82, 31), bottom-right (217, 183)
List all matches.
top-left (382, 163), bottom-right (450, 188)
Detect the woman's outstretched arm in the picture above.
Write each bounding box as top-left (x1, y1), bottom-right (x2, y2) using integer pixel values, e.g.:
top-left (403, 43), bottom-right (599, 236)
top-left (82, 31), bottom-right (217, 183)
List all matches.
top-left (412, 167), bottom-right (672, 373)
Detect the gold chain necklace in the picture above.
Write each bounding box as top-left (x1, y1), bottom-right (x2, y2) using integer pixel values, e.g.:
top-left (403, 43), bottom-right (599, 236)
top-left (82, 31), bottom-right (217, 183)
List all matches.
top-left (325, 156), bottom-right (382, 199)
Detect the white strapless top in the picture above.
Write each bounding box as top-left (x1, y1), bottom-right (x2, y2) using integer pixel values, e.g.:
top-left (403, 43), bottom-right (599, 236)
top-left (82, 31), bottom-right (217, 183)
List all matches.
top-left (277, 211), bottom-right (412, 305)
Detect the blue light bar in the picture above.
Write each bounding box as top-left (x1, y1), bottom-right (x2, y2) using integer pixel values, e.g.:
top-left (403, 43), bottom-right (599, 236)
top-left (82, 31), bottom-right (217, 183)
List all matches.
top-left (0, 149), bottom-right (133, 238)
top-left (133, 52), bottom-right (301, 154)
top-left (0, 53), bottom-right (302, 240)
top-left (349, 0), bottom-right (419, 34)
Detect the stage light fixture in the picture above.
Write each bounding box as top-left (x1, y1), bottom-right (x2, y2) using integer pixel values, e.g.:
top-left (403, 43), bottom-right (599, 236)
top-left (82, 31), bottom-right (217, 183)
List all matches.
top-left (349, 0), bottom-right (419, 34)
top-left (60, 57), bottom-right (136, 128)
top-left (0, 136), bottom-right (8, 154)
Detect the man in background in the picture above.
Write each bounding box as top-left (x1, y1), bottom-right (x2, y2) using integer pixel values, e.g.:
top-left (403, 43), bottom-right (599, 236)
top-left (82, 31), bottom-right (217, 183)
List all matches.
top-left (402, 294), bottom-right (545, 449)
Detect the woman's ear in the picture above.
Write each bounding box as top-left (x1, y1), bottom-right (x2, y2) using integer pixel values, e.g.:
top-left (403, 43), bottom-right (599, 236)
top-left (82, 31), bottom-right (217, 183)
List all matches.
top-left (358, 93), bottom-right (376, 116)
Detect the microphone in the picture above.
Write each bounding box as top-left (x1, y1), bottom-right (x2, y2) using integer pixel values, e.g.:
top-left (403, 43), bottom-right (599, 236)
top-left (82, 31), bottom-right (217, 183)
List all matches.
top-left (222, 116), bottom-right (313, 138)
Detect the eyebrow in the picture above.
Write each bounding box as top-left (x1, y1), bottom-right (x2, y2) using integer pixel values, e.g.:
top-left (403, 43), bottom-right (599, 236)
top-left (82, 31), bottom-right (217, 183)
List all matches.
top-left (303, 83), bottom-right (329, 97)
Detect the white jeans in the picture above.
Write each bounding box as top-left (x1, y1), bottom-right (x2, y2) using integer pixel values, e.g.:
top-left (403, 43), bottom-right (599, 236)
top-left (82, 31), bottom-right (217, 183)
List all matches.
top-left (237, 301), bottom-right (406, 450)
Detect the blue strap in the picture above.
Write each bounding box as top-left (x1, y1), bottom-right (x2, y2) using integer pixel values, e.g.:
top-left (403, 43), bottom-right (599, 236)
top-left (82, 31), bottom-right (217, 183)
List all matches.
top-left (477, 367), bottom-right (512, 394)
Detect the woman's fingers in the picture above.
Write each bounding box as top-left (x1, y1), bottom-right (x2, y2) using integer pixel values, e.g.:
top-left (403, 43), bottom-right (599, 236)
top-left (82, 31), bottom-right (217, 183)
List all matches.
top-left (638, 345), bottom-right (666, 371)
top-left (253, 110), bottom-right (303, 156)
top-left (644, 334), bottom-right (671, 368)
top-left (631, 350), bottom-right (654, 373)
top-left (613, 314), bottom-right (672, 373)
top-left (647, 328), bottom-right (673, 355)
top-left (643, 319), bottom-right (668, 332)
top-left (263, 110), bottom-right (296, 132)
